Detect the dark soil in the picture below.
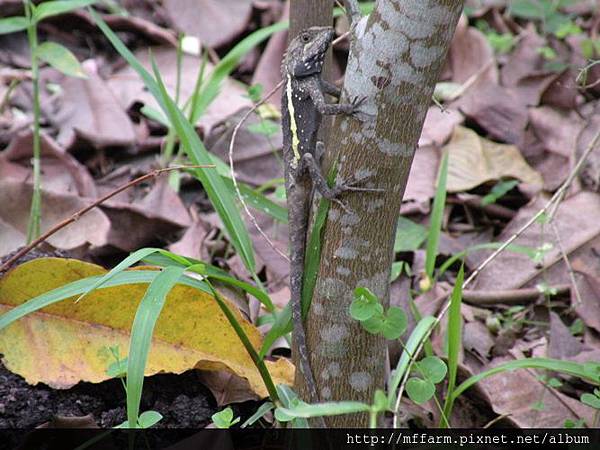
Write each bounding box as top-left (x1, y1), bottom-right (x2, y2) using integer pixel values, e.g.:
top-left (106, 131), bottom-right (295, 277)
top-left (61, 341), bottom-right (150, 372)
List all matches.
top-left (0, 359), bottom-right (219, 428)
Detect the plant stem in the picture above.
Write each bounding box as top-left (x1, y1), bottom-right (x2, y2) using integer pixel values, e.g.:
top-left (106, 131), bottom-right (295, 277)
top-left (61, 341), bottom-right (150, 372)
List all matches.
top-left (206, 280), bottom-right (279, 404)
top-left (24, 1), bottom-right (42, 243)
top-left (368, 410), bottom-right (378, 428)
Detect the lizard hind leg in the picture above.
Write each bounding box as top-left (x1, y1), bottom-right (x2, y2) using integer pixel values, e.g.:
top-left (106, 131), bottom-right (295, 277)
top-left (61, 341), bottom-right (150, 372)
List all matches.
top-left (315, 141), bottom-right (326, 164)
top-left (301, 151), bottom-right (383, 197)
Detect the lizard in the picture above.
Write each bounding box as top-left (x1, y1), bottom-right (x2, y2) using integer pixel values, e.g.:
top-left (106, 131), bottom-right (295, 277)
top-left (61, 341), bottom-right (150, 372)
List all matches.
top-left (281, 25), bottom-right (370, 411)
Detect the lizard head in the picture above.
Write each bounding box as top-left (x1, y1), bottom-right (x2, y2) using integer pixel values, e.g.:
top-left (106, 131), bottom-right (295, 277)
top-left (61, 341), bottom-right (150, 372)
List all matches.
top-left (283, 26), bottom-right (335, 78)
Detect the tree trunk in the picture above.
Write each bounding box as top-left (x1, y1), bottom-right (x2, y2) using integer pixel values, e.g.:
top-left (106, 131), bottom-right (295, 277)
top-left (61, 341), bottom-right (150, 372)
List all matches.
top-left (304, 0), bottom-right (464, 427)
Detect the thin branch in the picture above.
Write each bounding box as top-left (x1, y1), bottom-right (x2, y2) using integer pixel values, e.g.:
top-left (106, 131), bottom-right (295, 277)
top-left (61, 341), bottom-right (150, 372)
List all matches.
top-left (465, 128), bottom-right (600, 288)
top-left (228, 79), bottom-right (289, 262)
top-left (0, 165), bottom-right (214, 273)
top-left (550, 223), bottom-right (583, 306)
top-left (462, 284), bottom-right (570, 306)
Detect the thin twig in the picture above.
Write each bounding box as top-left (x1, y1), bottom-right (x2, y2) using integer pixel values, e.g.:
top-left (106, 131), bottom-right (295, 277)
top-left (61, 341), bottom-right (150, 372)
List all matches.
top-left (392, 127), bottom-right (600, 427)
top-left (550, 222), bottom-right (583, 306)
top-left (228, 79), bottom-right (289, 262)
top-left (462, 284), bottom-right (570, 306)
top-left (332, 30), bottom-right (351, 46)
top-left (466, 128), bottom-right (600, 288)
top-left (0, 165), bottom-right (214, 273)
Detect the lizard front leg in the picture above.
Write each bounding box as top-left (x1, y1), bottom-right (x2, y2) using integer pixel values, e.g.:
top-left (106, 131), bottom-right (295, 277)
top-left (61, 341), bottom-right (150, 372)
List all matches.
top-left (308, 80), bottom-right (365, 116)
top-left (320, 79), bottom-right (342, 98)
top-left (300, 152), bottom-right (382, 202)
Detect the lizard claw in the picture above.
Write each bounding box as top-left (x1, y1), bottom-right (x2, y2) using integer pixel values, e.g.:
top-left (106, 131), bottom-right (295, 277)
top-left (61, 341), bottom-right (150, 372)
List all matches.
top-left (349, 96), bottom-right (374, 121)
top-left (334, 174), bottom-right (384, 194)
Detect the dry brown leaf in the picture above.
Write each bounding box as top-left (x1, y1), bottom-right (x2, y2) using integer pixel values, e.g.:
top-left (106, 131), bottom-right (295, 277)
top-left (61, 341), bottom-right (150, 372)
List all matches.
top-left (418, 107), bottom-right (463, 148)
top-left (0, 130), bottom-right (96, 197)
top-left (571, 258), bottom-right (600, 334)
top-left (163, 0), bottom-right (253, 49)
top-left (444, 126), bottom-right (542, 192)
top-left (465, 353), bottom-right (595, 427)
top-left (500, 26), bottom-right (558, 106)
top-left (455, 84), bottom-right (529, 145)
top-left (541, 70), bottom-right (580, 110)
top-left (53, 61), bottom-right (136, 150)
top-left (168, 219), bottom-right (211, 261)
top-left (529, 107), bottom-right (584, 158)
top-left (138, 177), bottom-right (191, 227)
top-left (472, 192), bottom-right (600, 292)
top-left (403, 145), bottom-right (439, 208)
top-left (99, 200), bottom-right (189, 252)
top-left (251, 5), bottom-right (288, 108)
top-left (205, 107), bottom-right (283, 187)
top-left (107, 47), bottom-right (251, 134)
top-left (0, 179), bottom-right (109, 256)
top-left (448, 17), bottom-right (497, 85)
top-left (548, 312), bottom-right (583, 360)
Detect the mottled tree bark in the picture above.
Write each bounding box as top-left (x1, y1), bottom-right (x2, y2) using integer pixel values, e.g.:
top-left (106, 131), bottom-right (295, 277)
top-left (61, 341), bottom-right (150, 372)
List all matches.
top-left (303, 0), bottom-right (464, 427)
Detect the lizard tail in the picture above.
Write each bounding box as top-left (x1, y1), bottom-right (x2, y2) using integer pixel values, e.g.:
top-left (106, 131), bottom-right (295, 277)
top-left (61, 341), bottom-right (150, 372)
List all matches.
top-left (287, 185), bottom-right (325, 427)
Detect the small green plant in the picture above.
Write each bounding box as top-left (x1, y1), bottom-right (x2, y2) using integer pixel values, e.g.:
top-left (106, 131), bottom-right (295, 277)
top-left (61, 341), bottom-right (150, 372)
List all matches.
top-left (350, 287), bottom-right (407, 340)
top-left (481, 180), bottom-right (519, 206)
top-left (569, 318), bottom-right (584, 336)
top-left (212, 407), bottom-right (240, 429)
top-left (405, 356), bottom-right (447, 405)
top-left (0, 0), bottom-right (96, 242)
top-left (115, 411), bottom-right (163, 429)
top-left (508, 0), bottom-right (578, 35)
top-left (475, 20), bottom-right (516, 54)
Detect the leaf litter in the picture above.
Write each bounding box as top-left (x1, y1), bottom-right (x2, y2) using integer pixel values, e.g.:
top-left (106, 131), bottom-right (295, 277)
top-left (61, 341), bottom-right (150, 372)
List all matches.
top-left (0, 0), bottom-right (599, 429)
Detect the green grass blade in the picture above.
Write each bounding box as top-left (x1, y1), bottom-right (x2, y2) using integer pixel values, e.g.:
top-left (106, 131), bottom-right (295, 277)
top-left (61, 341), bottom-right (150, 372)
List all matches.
top-left (77, 248), bottom-right (162, 302)
top-left (140, 251), bottom-right (274, 312)
top-left (186, 264), bottom-right (274, 312)
top-left (302, 197), bottom-right (330, 317)
top-left (302, 165), bottom-right (337, 316)
top-left (425, 151), bottom-right (448, 281)
top-left (205, 280), bottom-right (278, 402)
top-left (259, 303), bottom-right (292, 359)
top-left (450, 358), bottom-right (600, 403)
top-left (388, 315), bottom-right (437, 407)
top-left (91, 10), bottom-right (256, 274)
top-left (0, 16), bottom-right (29, 35)
top-left (440, 264), bottom-right (464, 427)
top-left (276, 400), bottom-right (371, 419)
top-left (150, 55), bottom-right (257, 273)
top-left (190, 21), bottom-right (288, 123)
top-left (34, 0), bottom-right (98, 21)
top-left (241, 402), bottom-right (274, 428)
top-left (207, 137), bottom-right (288, 223)
top-left (126, 266), bottom-right (185, 427)
top-left (0, 270), bottom-right (211, 331)
top-left (222, 176), bottom-right (288, 224)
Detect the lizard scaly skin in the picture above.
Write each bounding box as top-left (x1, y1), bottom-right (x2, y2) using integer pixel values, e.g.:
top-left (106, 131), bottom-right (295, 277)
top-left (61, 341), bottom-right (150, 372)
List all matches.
top-left (281, 26), bottom-right (365, 412)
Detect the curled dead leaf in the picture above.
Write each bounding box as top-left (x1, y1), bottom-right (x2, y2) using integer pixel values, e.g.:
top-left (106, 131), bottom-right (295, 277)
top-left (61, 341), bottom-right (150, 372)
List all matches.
top-left (444, 126), bottom-right (543, 193)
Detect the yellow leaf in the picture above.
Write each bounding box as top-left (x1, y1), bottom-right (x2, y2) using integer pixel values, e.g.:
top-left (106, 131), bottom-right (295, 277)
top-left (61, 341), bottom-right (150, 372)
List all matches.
top-left (0, 258), bottom-right (292, 398)
top-left (444, 126), bottom-right (543, 192)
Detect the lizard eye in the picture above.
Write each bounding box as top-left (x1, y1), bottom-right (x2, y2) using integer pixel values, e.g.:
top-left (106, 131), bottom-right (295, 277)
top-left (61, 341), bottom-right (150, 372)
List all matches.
top-left (300, 33), bottom-right (310, 43)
